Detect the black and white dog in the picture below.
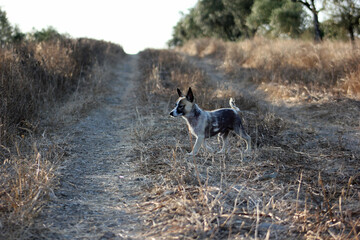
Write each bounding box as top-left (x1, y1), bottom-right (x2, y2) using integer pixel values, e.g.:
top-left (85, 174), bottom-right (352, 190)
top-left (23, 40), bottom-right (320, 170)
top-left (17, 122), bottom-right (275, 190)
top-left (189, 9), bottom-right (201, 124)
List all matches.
top-left (170, 87), bottom-right (251, 155)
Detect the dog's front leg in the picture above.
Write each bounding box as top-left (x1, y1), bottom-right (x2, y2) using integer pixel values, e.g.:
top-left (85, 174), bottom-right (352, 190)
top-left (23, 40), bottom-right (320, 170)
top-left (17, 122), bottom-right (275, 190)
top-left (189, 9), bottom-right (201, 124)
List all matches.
top-left (217, 132), bottom-right (229, 154)
top-left (217, 136), bottom-right (228, 154)
top-left (204, 140), bottom-right (214, 153)
top-left (188, 135), bottom-right (204, 156)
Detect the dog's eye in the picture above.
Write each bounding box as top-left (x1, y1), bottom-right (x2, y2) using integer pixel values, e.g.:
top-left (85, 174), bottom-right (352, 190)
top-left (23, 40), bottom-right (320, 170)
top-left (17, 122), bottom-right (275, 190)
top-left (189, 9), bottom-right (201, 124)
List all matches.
top-left (178, 105), bottom-right (184, 109)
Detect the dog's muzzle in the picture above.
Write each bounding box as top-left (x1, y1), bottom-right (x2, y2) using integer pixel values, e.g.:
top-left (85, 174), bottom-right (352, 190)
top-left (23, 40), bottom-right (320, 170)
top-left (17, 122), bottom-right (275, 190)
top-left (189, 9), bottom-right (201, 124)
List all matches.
top-left (170, 109), bottom-right (181, 117)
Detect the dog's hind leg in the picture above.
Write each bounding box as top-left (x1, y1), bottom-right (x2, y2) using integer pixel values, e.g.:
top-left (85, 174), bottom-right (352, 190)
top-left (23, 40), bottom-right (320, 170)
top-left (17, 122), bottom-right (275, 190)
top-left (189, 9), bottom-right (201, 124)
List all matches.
top-left (217, 131), bottom-right (229, 154)
top-left (234, 124), bottom-right (251, 153)
top-left (204, 140), bottom-right (215, 153)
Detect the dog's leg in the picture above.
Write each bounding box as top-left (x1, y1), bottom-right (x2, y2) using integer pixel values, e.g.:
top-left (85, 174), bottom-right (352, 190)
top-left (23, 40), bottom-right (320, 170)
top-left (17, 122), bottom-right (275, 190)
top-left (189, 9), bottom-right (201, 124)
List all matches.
top-left (243, 133), bottom-right (251, 152)
top-left (217, 131), bottom-right (229, 154)
top-left (204, 140), bottom-right (214, 153)
top-left (188, 135), bottom-right (204, 156)
top-left (235, 126), bottom-right (251, 153)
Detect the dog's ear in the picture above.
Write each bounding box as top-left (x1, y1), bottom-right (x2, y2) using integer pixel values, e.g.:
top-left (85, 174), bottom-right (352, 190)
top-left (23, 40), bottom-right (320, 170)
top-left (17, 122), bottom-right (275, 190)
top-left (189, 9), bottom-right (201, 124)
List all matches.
top-left (186, 87), bottom-right (194, 102)
top-left (177, 88), bottom-right (184, 97)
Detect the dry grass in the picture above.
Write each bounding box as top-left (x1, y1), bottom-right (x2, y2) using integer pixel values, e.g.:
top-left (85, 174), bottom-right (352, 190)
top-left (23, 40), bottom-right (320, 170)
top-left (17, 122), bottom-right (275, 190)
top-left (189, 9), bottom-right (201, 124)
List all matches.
top-left (0, 39), bottom-right (126, 238)
top-left (179, 38), bottom-right (360, 101)
top-left (0, 39), bottom-right (125, 144)
top-left (131, 47), bottom-right (360, 239)
top-left (138, 49), bottom-right (207, 101)
top-left (0, 135), bottom-right (64, 239)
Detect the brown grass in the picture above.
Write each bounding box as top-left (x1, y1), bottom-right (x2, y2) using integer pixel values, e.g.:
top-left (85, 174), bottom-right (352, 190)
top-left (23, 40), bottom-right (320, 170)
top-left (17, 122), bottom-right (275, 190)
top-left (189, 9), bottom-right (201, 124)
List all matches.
top-left (138, 49), bottom-right (207, 99)
top-left (131, 47), bottom-right (360, 239)
top-left (179, 37), bottom-right (360, 100)
top-left (0, 136), bottom-right (63, 238)
top-left (0, 38), bottom-right (126, 238)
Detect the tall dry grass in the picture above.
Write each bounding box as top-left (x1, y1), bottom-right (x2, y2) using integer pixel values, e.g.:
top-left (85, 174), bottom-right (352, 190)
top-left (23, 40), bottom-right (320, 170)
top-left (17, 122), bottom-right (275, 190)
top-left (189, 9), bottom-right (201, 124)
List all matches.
top-left (132, 48), bottom-right (359, 239)
top-left (0, 39), bottom-right (125, 145)
top-left (179, 38), bottom-right (360, 100)
top-left (0, 38), bottom-right (125, 238)
top-left (138, 49), bottom-right (207, 98)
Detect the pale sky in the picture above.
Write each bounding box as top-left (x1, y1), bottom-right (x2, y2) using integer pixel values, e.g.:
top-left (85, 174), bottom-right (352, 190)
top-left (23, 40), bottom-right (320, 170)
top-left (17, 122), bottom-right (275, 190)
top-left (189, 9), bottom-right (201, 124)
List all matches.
top-left (0, 0), bottom-right (198, 54)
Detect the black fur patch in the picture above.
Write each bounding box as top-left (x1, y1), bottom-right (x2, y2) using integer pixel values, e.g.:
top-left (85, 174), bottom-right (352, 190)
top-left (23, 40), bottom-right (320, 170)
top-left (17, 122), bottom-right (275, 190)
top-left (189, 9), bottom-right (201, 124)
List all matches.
top-left (205, 109), bottom-right (240, 138)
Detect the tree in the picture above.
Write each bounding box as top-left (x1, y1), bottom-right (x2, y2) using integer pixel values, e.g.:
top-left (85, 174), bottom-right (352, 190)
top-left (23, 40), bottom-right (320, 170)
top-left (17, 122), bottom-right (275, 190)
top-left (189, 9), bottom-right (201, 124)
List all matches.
top-left (246, 0), bottom-right (285, 32)
top-left (194, 0), bottom-right (239, 40)
top-left (270, 1), bottom-right (305, 37)
top-left (328, 0), bottom-right (360, 42)
top-left (168, 0), bottom-right (255, 47)
top-left (222, 0), bottom-right (255, 38)
top-left (322, 19), bottom-right (348, 40)
top-left (12, 25), bottom-right (25, 43)
top-left (246, 0), bottom-right (305, 37)
top-left (168, 8), bottom-right (204, 47)
top-left (31, 26), bottom-right (63, 42)
top-left (292, 0), bottom-right (324, 41)
top-left (0, 8), bottom-right (13, 44)
top-left (0, 8), bottom-right (25, 44)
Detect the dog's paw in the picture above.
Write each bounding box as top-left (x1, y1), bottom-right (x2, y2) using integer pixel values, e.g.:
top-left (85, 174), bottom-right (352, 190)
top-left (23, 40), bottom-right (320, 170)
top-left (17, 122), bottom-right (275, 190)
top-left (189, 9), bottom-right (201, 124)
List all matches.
top-left (244, 148), bottom-right (252, 154)
top-left (186, 152), bottom-right (197, 156)
top-left (205, 145), bottom-right (215, 153)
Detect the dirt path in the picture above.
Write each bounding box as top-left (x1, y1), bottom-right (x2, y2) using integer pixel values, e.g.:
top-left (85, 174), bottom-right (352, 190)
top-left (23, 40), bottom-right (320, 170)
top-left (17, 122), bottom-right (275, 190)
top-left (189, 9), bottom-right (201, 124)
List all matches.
top-left (35, 55), bottom-right (144, 239)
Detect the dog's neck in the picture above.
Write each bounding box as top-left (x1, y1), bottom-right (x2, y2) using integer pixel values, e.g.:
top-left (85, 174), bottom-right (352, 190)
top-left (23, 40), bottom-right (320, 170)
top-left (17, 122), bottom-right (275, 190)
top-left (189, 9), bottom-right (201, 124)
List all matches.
top-left (182, 104), bottom-right (202, 125)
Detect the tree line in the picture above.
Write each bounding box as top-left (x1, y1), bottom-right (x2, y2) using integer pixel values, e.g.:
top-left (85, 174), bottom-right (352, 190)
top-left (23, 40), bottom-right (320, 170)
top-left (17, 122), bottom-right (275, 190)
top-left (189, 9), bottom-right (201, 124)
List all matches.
top-left (0, 7), bottom-right (67, 44)
top-left (169, 0), bottom-right (360, 46)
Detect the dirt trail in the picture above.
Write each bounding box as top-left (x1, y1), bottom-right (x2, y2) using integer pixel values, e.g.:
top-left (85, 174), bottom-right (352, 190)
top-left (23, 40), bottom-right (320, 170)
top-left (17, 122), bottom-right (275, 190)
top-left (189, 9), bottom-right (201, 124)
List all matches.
top-left (35, 55), bottom-right (144, 239)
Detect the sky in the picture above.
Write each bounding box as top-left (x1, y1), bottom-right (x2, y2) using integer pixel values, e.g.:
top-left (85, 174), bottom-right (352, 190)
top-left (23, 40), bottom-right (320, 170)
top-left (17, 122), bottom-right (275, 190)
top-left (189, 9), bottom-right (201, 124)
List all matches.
top-left (0, 0), bottom-right (198, 54)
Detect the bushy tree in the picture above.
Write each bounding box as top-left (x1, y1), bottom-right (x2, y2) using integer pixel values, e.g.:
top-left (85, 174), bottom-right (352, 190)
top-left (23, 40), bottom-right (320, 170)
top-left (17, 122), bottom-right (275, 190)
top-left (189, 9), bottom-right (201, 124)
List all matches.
top-left (246, 0), bottom-right (305, 37)
top-left (246, 0), bottom-right (285, 32)
top-left (223, 0), bottom-right (255, 38)
top-left (292, 0), bottom-right (324, 41)
top-left (194, 0), bottom-right (232, 39)
top-left (0, 8), bottom-right (25, 44)
top-left (168, 0), bottom-right (360, 45)
top-left (30, 26), bottom-right (63, 42)
top-left (168, 8), bottom-right (205, 47)
top-left (322, 19), bottom-right (348, 40)
top-left (0, 8), bottom-right (14, 43)
top-left (12, 25), bottom-right (25, 43)
top-left (328, 0), bottom-right (360, 42)
top-left (270, 1), bottom-right (305, 37)
top-left (168, 0), bottom-right (255, 47)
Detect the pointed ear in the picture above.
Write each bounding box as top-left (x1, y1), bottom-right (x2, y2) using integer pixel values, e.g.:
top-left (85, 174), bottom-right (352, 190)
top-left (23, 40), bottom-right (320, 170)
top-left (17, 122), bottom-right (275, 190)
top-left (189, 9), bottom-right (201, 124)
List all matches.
top-left (186, 87), bottom-right (194, 102)
top-left (177, 88), bottom-right (183, 97)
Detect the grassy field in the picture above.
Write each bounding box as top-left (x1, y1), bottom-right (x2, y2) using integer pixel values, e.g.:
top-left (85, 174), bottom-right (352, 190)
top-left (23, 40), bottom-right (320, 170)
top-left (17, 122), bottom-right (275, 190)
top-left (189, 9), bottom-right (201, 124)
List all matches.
top-left (1, 37), bottom-right (359, 239)
top-left (131, 39), bottom-right (359, 239)
top-left (0, 38), bottom-right (126, 238)
top-left (179, 38), bottom-right (360, 101)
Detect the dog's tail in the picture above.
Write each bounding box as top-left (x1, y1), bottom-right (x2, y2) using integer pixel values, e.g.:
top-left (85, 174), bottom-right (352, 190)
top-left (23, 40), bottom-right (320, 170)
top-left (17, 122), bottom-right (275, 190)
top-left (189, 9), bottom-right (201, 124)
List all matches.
top-left (229, 98), bottom-right (241, 113)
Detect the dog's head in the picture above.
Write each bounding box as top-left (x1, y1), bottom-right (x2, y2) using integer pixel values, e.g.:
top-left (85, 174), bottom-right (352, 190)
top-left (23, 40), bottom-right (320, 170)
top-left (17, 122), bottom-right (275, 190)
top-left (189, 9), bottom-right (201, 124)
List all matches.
top-left (170, 87), bottom-right (194, 117)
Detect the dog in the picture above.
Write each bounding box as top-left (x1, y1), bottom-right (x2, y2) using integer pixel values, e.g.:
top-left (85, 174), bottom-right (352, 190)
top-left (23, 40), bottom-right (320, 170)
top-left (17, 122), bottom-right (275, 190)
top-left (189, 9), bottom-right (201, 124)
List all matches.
top-left (170, 87), bottom-right (251, 156)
